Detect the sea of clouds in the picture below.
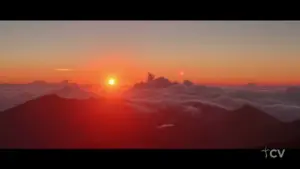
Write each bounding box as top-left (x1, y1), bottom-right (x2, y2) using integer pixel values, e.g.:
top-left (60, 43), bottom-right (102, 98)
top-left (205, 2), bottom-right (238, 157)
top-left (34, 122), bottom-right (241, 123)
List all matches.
top-left (122, 76), bottom-right (300, 122)
top-left (123, 85), bottom-right (300, 122)
top-left (0, 81), bottom-right (99, 111)
top-left (1, 77), bottom-right (300, 122)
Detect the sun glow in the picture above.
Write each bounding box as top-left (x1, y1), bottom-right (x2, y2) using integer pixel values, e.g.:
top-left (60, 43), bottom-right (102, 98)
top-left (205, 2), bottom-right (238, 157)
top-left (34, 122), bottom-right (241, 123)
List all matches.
top-left (108, 78), bottom-right (116, 86)
top-left (104, 76), bottom-right (121, 97)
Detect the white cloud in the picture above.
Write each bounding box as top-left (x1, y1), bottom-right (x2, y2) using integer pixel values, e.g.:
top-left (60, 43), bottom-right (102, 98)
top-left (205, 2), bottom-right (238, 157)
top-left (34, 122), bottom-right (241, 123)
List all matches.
top-left (124, 81), bottom-right (300, 122)
top-left (1, 77), bottom-right (300, 122)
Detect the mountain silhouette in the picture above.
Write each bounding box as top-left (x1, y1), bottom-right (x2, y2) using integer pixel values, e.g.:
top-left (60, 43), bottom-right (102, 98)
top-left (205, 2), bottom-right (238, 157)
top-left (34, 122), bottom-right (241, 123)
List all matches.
top-left (49, 85), bottom-right (99, 99)
top-left (0, 95), bottom-right (299, 149)
top-left (28, 80), bottom-right (48, 86)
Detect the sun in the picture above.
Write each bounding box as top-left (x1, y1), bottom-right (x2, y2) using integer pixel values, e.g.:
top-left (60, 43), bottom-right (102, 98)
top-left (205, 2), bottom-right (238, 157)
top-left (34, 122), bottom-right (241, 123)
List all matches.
top-left (107, 78), bottom-right (116, 86)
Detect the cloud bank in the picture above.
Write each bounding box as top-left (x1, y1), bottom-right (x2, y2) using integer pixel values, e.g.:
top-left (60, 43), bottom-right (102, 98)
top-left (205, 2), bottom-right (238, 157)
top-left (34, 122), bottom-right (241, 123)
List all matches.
top-left (1, 74), bottom-right (300, 122)
top-left (121, 74), bottom-right (300, 122)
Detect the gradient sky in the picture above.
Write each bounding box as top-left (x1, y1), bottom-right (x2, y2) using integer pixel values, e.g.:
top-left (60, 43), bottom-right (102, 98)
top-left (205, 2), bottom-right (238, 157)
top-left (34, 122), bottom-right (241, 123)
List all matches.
top-left (1, 21), bottom-right (300, 85)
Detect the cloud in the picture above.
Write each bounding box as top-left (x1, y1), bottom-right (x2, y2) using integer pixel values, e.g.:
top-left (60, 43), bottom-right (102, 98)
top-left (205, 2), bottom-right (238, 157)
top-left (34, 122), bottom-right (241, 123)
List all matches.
top-left (260, 104), bottom-right (300, 122)
top-left (55, 68), bottom-right (73, 71)
top-left (1, 73), bottom-right (300, 122)
top-left (124, 74), bottom-right (300, 122)
top-left (0, 82), bottom-right (98, 111)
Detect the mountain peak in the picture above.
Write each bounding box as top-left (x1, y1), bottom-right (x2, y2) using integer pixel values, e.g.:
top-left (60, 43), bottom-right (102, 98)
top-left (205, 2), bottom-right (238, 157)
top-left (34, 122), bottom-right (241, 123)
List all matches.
top-left (0, 94), bottom-right (298, 149)
top-left (231, 104), bottom-right (282, 127)
top-left (234, 104), bottom-right (263, 113)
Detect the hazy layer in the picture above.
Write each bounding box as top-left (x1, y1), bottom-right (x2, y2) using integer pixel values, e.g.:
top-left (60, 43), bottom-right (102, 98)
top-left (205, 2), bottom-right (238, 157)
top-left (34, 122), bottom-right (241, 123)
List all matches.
top-left (1, 78), bottom-right (300, 122)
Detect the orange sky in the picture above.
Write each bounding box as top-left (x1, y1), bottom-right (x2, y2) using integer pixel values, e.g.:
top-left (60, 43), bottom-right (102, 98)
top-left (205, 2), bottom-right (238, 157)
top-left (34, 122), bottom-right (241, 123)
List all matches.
top-left (1, 21), bottom-right (300, 85)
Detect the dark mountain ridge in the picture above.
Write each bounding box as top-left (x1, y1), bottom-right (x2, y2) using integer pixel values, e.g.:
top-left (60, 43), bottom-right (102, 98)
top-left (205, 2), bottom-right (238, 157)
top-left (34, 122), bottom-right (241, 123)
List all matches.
top-left (0, 94), bottom-right (299, 149)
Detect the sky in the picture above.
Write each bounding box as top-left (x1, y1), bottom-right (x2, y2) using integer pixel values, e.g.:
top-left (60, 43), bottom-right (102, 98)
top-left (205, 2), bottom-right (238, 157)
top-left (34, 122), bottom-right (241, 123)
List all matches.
top-left (1, 21), bottom-right (300, 85)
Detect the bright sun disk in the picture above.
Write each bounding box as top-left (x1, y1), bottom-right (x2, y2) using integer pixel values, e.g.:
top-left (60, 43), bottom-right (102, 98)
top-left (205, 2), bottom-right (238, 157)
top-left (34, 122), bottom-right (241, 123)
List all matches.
top-left (108, 78), bottom-right (116, 86)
